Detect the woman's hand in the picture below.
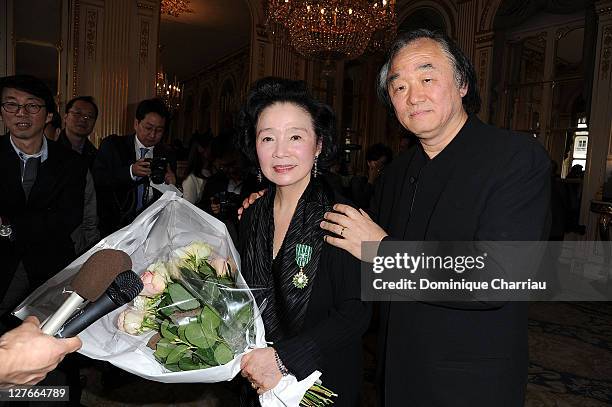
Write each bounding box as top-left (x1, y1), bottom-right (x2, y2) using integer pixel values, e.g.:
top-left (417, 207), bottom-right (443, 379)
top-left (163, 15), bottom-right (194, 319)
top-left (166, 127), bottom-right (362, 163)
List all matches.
top-left (240, 347), bottom-right (282, 395)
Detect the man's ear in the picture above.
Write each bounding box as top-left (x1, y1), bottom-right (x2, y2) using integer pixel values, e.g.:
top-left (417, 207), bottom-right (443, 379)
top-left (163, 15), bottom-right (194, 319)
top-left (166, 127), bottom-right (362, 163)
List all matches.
top-left (459, 83), bottom-right (468, 98)
top-left (134, 118), bottom-right (139, 132)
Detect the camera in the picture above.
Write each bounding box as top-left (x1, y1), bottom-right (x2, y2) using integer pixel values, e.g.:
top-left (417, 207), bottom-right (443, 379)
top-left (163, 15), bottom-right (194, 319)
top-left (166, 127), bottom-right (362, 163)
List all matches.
top-left (145, 156), bottom-right (168, 184)
top-left (212, 191), bottom-right (241, 221)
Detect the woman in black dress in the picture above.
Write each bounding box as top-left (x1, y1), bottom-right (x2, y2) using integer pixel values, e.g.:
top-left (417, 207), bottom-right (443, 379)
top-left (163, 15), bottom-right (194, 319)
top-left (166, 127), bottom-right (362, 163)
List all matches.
top-left (236, 77), bottom-right (371, 406)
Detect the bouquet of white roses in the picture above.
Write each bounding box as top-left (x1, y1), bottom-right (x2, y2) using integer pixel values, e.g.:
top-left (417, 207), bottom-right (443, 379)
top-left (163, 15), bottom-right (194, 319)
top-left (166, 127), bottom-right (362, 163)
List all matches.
top-left (117, 241), bottom-right (257, 373)
top-left (14, 192), bottom-right (265, 384)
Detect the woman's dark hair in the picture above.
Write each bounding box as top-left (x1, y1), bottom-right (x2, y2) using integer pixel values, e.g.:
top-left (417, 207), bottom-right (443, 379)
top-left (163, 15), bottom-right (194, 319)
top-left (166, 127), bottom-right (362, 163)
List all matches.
top-left (185, 132), bottom-right (213, 179)
top-left (377, 29), bottom-right (481, 115)
top-left (235, 77), bottom-right (336, 170)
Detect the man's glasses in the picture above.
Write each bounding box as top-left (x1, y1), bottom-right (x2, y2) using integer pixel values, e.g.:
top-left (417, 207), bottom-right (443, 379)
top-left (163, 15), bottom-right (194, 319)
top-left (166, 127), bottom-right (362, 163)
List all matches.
top-left (68, 110), bottom-right (96, 121)
top-left (1, 102), bottom-right (45, 114)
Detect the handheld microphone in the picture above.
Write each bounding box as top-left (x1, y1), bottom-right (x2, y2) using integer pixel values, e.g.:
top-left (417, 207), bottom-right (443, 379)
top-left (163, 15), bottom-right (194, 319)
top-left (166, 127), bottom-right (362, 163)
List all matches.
top-left (41, 249), bottom-right (132, 335)
top-left (55, 270), bottom-right (143, 338)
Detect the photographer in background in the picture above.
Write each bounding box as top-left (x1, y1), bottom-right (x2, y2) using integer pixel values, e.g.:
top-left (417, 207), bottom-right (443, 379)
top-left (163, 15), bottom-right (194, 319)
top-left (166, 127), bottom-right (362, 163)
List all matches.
top-left (200, 144), bottom-right (258, 245)
top-left (93, 98), bottom-right (176, 237)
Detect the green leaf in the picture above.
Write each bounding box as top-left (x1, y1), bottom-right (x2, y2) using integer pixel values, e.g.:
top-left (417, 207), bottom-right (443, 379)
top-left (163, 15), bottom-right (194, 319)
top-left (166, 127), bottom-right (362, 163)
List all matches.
top-left (178, 324), bottom-right (188, 342)
top-left (168, 283), bottom-right (199, 311)
top-left (154, 338), bottom-right (174, 360)
top-left (199, 261), bottom-right (215, 276)
top-left (234, 303), bottom-right (253, 327)
top-left (166, 344), bottom-right (189, 365)
top-left (157, 294), bottom-right (177, 317)
top-left (194, 347), bottom-right (217, 366)
top-left (200, 304), bottom-right (222, 331)
top-left (213, 342), bottom-right (233, 365)
top-left (185, 322), bottom-right (216, 348)
top-left (164, 364), bottom-right (181, 372)
top-left (178, 355), bottom-right (201, 371)
top-left (160, 320), bottom-right (179, 341)
top-left (159, 304), bottom-right (179, 317)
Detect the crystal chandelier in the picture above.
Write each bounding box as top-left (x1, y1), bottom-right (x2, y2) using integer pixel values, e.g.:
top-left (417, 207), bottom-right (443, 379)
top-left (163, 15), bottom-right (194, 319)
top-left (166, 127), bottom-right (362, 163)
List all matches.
top-left (156, 71), bottom-right (183, 113)
top-left (267, 0), bottom-right (396, 60)
top-left (161, 0), bottom-right (193, 17)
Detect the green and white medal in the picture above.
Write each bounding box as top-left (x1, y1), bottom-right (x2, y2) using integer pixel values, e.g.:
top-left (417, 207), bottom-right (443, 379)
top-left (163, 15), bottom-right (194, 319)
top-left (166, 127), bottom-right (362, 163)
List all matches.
top-left (293, 244), bottom-right (312, 289)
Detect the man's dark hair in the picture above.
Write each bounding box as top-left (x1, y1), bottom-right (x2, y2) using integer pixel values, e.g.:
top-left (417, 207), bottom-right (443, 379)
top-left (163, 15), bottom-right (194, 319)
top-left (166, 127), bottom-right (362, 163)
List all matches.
top-left (366, 143), bottom-right (393, 164)
top-left (235, 77), bottom-right (337, 170)
top-left (65, 95), bottom-right (98, 118)
top-left (0, 74), bottom-right (56, 113)
top-left (377, 29), bottom-right (481, 115)
top-left (135, 98), bottom-right (170, 122)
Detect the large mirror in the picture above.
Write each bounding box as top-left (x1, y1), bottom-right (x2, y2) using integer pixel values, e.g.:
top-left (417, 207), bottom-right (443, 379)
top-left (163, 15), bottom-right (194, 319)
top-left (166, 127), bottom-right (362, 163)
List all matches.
top-left (13, 0), bottom-right (63, 105)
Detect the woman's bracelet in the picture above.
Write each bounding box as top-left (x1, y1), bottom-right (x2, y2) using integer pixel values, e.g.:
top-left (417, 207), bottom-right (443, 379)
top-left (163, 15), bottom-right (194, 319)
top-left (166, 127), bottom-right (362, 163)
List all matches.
top-left (274, 350), bottom-right (290, 376)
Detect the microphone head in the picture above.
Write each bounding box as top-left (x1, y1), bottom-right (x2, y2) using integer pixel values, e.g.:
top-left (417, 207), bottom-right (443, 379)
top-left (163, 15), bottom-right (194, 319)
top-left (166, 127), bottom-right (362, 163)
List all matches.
top-left (107, 270), bottom-right (144, 306)
top-left (71, 249), bottom-right (133, 301)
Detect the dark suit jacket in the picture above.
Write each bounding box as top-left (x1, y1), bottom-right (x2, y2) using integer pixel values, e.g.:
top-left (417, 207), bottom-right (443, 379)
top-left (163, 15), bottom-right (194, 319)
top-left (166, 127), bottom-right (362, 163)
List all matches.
top-left (92, 134), bottom-right (176, 236)
top-left (57, 130), bottom-right (97, 169)
top-left (373, 116), bottom-right (551, 407)
top-left (0, 135), bottom-right (87, 303)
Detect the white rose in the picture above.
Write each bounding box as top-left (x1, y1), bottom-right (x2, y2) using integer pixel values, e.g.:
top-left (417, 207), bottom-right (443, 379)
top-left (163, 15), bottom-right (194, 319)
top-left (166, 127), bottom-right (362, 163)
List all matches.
top-left (165, 258), bottom-right (182, 279)
top-left (188, 242), bottom-right (212, 261)
top-left (146, 261), bottom-right (170, 282)
top-left (117, 309), bottom-right (146, 335)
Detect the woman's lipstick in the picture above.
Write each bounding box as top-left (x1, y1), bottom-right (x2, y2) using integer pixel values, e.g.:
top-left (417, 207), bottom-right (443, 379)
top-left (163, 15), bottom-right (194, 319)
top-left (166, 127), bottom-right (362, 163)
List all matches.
top-left (273, 164), bottom-right (296, 173)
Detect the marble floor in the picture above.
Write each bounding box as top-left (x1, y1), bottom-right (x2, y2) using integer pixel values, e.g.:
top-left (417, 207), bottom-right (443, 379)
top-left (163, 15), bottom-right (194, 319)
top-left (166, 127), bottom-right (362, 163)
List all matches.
top-left (79, 302), bottom-right (612, 407)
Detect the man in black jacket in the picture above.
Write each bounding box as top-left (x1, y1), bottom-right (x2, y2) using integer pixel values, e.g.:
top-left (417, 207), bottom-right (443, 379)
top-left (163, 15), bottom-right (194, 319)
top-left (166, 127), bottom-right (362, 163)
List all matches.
top-left (58, 95), bottom-right (98, 168)
top-left (0, 75), bottom-right (87, 331)
top-left (321, 30), bottom-right (550, 406)
top-left (58, 95), bottom-right (101, 253)
top-left (93, 98), bottom-right (177, 236)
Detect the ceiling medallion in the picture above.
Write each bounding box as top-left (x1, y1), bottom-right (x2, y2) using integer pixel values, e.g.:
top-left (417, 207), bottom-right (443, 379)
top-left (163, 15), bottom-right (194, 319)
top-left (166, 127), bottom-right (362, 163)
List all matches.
top-left (161, 0), bottom-right (194, 17)
top-left (267, 0), bottom-right (396, 60)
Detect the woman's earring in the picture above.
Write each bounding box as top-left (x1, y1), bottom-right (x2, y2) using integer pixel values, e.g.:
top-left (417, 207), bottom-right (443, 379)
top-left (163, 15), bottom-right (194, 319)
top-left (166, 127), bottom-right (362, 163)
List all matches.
top-left (257, 168), bottom-right (262, 183)
top-left (313, 156), bottom-right (318, 178)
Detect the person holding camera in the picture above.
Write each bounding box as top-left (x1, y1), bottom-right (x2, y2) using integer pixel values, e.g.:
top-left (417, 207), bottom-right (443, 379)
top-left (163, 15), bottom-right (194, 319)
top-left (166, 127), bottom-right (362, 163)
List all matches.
top-left (93, 98), bottom-right (176, 237)
top-left (199, 147), bottom-right (258, 245)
